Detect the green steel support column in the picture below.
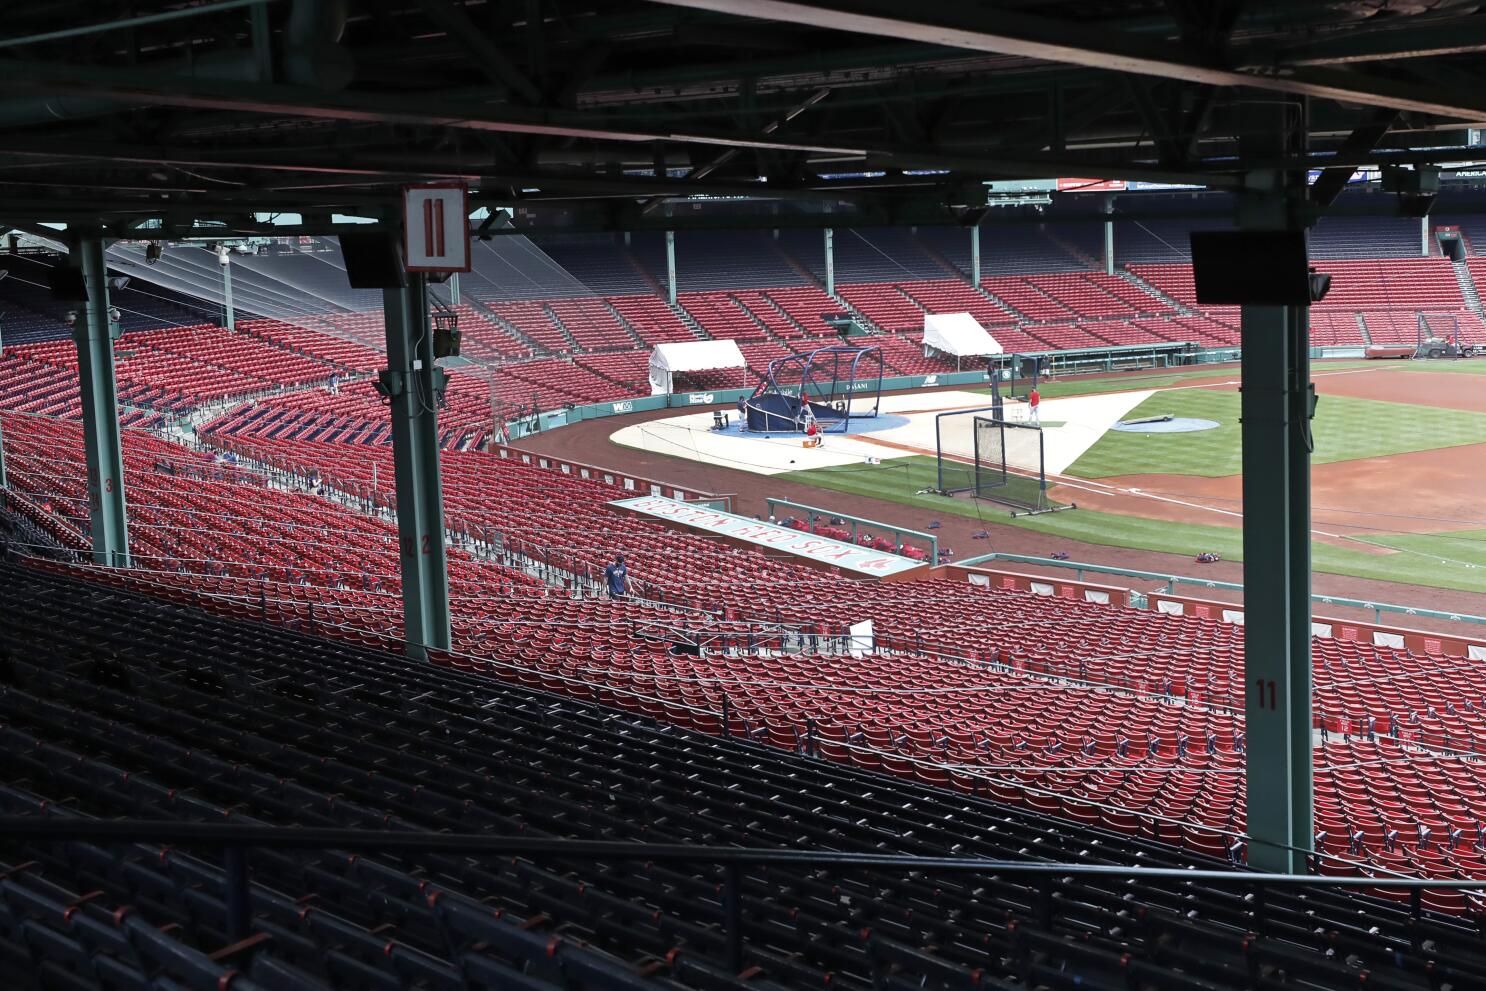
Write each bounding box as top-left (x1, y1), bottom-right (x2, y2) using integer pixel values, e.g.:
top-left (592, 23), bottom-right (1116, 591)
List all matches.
top-left (969, 225), bottom-right (981, 286)
top-left (824, 227), bottom-right (835, 295)
top-left (74, 235), bottom-right (130, 567)
top-left (1241, 298), bottom-right (1315, 873)
top-left (1240, 94), bottom-right (1314, 874)
top-left (665, 229), bottom-right (677, 306)
top-left (449, 272), bottom-right (460, 306)
top-left (1421, 216), bottom-right (1431, 257)
top-left (219, 249), bottom-right (236, 332)
top-left (1103, 194), bottom-right (1116, 275)
top-left (382, 275), bottom-right (452, 659)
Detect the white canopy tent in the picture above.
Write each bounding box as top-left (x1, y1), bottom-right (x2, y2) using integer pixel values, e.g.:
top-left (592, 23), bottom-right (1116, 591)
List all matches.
top-left (648, 339), bottom-right (748, 395)
top-left (922, 312), bottom-right (1004, 369)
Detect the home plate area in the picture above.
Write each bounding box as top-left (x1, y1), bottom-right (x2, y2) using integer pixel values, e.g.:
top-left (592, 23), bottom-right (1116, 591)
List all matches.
top-left (610, 388), bottom-right (1155, 477)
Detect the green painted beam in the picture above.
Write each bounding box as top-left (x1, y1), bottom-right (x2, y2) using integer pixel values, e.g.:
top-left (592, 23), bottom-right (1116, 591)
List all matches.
top-left (73, 235), bottom-right (130, 567)
top-left (824, 227), bottom-right (835, 296)
top-left (382, 274), bottom-right (452, 659)
top-left (220, 251), bottom-right (236, 332)
top-left (1102, 193), bottom-right (1115, 275)
top-left (969, 225), bottom-right (980, 286)
top-left (1238, 128), bottom-right (1314, 872)
top-left (665, 229), bottom-right (677, 306)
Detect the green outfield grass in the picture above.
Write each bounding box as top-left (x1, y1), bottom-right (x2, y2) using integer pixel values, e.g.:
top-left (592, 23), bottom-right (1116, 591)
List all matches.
top-left (782, 455), bottom-right (1068, 516)
top-left (780, 454), bottom-right (1486, 594)
top-left (1066, 390), bottom-right (1486, 478)
top-left (980, 358), bottom-right (1486, 405)
top-left (1026, 366), bottom-right (1243, 399)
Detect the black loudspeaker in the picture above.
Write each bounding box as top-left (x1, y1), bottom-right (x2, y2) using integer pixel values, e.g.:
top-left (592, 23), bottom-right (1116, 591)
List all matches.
top-left (433, 325), bottom-right (461, 358)
top-left (1190, 230), bottom-right (1311, 306)
top-left (48, 266), bottom-right (88, 301)
top-left (339, 232), bottom-right (407, 289)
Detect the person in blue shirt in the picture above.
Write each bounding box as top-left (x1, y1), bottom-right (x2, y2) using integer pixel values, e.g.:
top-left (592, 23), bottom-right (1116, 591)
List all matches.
top-left (604, 554), bottom-right (629, 600)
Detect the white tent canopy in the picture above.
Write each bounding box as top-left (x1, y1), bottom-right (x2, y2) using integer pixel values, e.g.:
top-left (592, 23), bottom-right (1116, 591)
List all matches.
top-left (648, 339), bottom-right (747, 395)
top-left (922, 312), bottom-right (1004, 358)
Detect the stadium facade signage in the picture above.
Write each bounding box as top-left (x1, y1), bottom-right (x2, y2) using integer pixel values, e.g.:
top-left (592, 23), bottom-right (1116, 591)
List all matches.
top-left (1056, 178), bottom-right (1126, 192)
top-left (611, 496), bottom-right (923, 577)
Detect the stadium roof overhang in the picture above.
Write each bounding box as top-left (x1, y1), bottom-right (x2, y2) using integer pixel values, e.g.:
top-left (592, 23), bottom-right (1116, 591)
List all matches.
top-left (5, 0), bottom-right (1486, 237)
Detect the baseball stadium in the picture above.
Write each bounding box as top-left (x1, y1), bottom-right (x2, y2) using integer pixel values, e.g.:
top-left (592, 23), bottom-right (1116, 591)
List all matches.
top-left (6, 3), bottom-right (1486, 990)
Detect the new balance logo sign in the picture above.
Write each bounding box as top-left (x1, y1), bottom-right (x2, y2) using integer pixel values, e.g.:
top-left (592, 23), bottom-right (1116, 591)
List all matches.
top-left (923, 375), bottom-right (939, 386)
top-left (404, 184), bottom-right (471, 273)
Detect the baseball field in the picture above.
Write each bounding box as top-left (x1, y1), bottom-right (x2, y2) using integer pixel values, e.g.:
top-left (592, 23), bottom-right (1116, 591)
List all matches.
top-left (779, 360), bottom-right (1486, 595)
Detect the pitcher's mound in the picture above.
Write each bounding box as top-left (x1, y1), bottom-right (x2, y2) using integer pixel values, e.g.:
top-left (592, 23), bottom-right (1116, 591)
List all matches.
top-left (1112, 416), bottom-right (1220, 434)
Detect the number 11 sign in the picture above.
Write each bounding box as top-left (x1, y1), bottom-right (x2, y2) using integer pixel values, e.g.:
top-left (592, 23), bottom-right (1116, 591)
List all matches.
top-left (403, 183), bottom-right (471, 272)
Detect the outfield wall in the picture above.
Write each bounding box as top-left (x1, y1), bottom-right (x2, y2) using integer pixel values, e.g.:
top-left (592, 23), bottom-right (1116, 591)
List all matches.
top-left (506, 369), bottom-right (993, 439)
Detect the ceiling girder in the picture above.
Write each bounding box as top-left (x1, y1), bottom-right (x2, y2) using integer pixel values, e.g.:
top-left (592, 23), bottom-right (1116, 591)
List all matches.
top-left (1274, 19), bottom-right (1486, 66)
top-left (0, 57), bottom-right (1244, 189)
top-left (644, 0), bottom-right (1486, 122)
top-left (1310, 109), bottom-right (1401, 209)
top-left (413, 0), bottom-right (544, 103)
top-left (9, 182), bottom-right (1483, 241)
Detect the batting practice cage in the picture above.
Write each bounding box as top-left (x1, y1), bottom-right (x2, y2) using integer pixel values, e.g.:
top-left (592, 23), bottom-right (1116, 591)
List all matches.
top-left (745, 345), bottom-right (883, 432)
top-left (932, 406), bottom-right (1058, 515)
